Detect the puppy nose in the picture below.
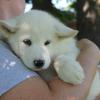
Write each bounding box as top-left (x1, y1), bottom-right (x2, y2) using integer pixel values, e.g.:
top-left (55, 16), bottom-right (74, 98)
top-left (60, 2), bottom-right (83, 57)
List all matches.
top-left (33, 59), bottom-right (44, 68)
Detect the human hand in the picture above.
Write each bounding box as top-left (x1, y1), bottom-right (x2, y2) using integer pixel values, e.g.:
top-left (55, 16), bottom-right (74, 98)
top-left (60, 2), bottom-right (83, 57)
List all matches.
top-left (49, 39), bottom-right (100, 100)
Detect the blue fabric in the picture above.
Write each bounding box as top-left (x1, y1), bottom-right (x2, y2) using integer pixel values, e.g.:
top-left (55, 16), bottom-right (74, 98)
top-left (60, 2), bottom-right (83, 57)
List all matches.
top-left (0, 41), bottom-right (38, 96)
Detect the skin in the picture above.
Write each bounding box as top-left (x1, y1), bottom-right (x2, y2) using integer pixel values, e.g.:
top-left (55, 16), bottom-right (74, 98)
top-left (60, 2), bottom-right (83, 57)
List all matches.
top-left (0, 0), bottom-right (100, 100)
top-left (1, 39), bottom-right (100, 100)
top-left (0, 0), bottom-right (25, 19)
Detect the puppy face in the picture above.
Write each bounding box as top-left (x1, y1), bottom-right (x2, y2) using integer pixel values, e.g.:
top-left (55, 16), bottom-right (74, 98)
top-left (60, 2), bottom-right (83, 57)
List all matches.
top-left (8, 23), bottom-right (55, 71)
top-left (0, 10), bottom-right (78, 71)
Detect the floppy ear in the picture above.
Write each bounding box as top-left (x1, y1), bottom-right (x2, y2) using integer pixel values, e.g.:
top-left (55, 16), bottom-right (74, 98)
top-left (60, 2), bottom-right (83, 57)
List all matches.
top-left (0, 20), bottom-right (17, 39)
top-left (55, 20), bottom-right (79, 38)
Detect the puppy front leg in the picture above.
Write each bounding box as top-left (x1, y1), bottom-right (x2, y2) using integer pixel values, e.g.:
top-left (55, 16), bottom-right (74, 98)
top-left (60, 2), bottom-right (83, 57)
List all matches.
top-left (54, 55), bottom-right (85, 85)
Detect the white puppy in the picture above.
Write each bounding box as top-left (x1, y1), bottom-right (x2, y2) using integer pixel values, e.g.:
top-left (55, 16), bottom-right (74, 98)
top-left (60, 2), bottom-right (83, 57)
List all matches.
top-left (0, 10), bottom-right (100, 100)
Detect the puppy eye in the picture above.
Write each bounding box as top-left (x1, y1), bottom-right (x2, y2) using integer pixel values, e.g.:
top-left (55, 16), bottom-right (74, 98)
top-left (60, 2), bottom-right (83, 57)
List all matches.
top-left (44, 40), bottom-right (51, 46)
top-left (23, 39), bottom-right (32, 46)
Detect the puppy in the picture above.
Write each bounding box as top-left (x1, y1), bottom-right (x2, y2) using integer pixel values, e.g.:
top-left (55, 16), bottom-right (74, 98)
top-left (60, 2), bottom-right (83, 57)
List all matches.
top-left (0, 10), bottom-right (100, 100)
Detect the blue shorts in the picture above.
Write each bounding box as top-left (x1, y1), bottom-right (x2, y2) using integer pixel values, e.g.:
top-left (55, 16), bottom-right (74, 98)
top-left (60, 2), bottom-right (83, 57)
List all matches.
top-left (0, 41), bottom-right (38, 96)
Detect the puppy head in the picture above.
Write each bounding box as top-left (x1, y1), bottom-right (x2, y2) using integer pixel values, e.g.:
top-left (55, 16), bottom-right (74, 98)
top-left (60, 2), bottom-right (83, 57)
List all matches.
top-left (0, 10), bottom-right (78, 71)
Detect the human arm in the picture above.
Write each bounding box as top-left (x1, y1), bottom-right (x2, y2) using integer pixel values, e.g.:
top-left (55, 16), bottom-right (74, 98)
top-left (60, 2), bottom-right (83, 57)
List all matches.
top-left (1, 39), bottom-right (100, 100)
top-left (0, 0), bottom-right (25, 20)
top-left (48, 39), bottom-right (100, 100)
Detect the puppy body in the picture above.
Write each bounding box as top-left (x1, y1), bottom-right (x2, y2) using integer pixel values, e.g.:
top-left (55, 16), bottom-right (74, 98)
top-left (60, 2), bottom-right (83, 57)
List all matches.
top-left (0, 10), bottom-right (100, 100)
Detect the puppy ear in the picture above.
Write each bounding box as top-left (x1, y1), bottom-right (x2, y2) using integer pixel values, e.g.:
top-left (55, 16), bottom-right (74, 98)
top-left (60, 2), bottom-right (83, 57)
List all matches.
top-left (0, 20), bottom-right (17, 39)
top-left (55, 20), bottom-right (78, 38)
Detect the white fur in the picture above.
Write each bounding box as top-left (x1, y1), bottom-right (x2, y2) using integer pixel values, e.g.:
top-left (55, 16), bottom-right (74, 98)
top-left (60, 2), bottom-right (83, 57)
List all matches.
top-left (0, 10), bottom-right (100, 99)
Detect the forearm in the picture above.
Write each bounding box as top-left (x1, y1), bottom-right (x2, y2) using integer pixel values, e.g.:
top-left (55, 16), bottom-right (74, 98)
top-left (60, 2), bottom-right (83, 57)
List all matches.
top-left (49, 60), bottom-right (98, 100)
top-left (0, 0), bottom-right (25, 20)
top-left (0, 77), bottom-right (52, 100)
top-left (76, 39), bottom-right (100, 99)
top-left (49, 39), bottom-right (100, 100)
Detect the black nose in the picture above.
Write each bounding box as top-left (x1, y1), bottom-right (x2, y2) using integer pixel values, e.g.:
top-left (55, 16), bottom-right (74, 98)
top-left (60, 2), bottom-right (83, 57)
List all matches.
top-left (33, 59), bottom-right (44, 68)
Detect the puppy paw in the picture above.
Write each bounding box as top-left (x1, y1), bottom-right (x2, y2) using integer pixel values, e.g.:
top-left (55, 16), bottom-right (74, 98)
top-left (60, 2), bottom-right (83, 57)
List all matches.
top-left (54, 55), bottom-right (85, 85)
